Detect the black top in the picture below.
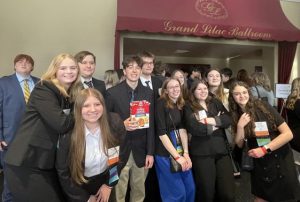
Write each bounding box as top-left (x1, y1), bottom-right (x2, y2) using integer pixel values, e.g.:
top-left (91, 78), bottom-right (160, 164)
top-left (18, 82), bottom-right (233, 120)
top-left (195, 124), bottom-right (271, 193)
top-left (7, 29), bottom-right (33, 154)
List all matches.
top-left (106, 80), bottom-right (154, 168)
top-left (246, 101), bottom-right (300, 201)
top-left (286, 99), bottom-right (300, 152)
top-left (5, 81), bottom-right (74, 169)
top-left (56, 112), bottom-right (126, 202)
top-left (183, 98), bottom-right (231, 156)
top-left (155, 99), bottom-right (184, 156)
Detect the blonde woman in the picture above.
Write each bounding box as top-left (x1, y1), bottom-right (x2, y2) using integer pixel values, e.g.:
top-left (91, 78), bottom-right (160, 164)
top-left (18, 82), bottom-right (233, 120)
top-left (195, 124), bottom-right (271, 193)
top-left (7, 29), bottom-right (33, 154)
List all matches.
top-left (250, 72), bottom-right (275, 106)
top-left (286, 77), bottom-right (300, 152)
top-left (56, 89), bottom-right (125, 202)
top-left (205, 68), bottom-right (229, 109)
top-left (104, 70), bottom-right (119, 89)
top-left (5, 53), bottom-right (80, 201)
top-left (171, 69), bottom-right (189, 100)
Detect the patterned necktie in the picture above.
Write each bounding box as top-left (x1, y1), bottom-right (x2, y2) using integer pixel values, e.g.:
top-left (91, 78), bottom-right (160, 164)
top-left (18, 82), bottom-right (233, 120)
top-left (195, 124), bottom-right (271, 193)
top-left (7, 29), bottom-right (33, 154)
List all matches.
top-left (84, 80), bottom-right (93, 88)
top-left (145, 80), bottom-right (151, 89)
top-left (23, 79), bottom-right (31, 103)
top-left (130, 90), bottom-right (134, 102)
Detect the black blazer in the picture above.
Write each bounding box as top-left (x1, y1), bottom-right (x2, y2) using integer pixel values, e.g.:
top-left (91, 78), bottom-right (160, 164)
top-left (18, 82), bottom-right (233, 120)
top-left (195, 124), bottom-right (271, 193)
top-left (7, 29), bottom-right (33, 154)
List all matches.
top-left (106, 80), bottom-right (155, 168)
top-left (151, 76), bottom-right (163, 102)
top-left (56, 112), bottom-right (126, 202)
top-left (183, 98), bottom-right (231, 156)
top-left (92, 77), bottom-right (107, 98)
top-left (5, 81), bottom-right (74, 169)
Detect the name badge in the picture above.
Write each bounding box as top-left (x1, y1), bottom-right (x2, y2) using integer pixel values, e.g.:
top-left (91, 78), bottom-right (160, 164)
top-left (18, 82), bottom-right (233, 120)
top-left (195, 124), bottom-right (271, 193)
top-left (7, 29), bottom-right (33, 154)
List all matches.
top-left (255, 122), bottom-right (269, 137)
top-left (255, 122), bottom-right (271, 146)
top-left (63, 109), bottom-right (70, 115)
top-left (108, 146), bottom-right (120, 166)
top-left (198, 110), bottom-right (207, 120)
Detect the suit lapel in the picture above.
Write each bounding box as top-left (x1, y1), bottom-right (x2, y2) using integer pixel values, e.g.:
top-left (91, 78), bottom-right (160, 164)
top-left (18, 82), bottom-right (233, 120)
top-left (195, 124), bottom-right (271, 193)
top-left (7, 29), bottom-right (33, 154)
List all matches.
top-left (11, 74), bottom-right (26, 105)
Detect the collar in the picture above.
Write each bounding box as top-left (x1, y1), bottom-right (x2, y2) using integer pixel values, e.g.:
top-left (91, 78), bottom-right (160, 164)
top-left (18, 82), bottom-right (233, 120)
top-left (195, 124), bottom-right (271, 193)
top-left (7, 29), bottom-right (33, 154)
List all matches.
top-left (140, 76), bottom-right (152, 85)
top-left (16, 72), bottom-right (31, 83)
top-left (84, 125), bottom-right (100, 137)
top-left (81, 76), bottom-right (92, 83)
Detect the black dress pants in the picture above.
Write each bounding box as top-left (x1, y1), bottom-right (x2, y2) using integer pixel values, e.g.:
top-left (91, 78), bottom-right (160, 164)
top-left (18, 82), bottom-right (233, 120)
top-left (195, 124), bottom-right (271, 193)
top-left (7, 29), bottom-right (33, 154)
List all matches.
top-left (191, 154), bottom-right (235, 202)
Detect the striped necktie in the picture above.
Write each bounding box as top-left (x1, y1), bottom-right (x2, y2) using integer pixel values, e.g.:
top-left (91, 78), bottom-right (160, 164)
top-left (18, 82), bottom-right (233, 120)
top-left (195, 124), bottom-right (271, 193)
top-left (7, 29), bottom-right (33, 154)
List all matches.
top-left (23, 79), bottom-right (31, 103)
top-left (84, 80), bottom-right (93, 88)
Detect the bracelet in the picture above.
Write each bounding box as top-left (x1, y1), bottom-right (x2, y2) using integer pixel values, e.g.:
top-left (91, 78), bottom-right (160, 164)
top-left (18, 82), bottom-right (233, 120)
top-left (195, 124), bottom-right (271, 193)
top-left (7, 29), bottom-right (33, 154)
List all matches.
top-left (260, 146), bottom-right (267, 155)
top-left (204, 118), bottom-right (207, 125)
top-left (174, 156), bottom-right (181, 161)
top-left (184, 151), bottom-right (189, 154)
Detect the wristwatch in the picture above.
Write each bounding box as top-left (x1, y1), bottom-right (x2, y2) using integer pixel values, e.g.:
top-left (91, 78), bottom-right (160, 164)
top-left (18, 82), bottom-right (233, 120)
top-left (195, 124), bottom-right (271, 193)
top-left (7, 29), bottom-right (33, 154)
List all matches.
top-left (263, 145), bottom-right (272, 154)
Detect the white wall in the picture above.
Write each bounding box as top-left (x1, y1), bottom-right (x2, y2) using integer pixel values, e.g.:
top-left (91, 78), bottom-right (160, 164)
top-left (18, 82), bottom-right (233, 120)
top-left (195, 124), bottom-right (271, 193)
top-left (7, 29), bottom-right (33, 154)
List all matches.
top-left (0, 0), bottom-right (299, 80)
top-left (0, 0), bottom-right (117, 79)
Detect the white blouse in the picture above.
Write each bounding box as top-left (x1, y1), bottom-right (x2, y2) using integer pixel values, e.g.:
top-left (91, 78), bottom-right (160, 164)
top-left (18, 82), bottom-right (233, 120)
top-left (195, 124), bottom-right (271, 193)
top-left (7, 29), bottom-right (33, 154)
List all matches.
top-left (84, 126), bottom-right (108, 177)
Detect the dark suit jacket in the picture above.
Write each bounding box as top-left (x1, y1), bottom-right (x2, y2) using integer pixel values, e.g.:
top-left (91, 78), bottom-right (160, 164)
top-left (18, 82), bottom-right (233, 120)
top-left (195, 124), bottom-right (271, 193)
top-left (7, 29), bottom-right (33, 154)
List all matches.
top-left (5, 81), bottom-right (74, 169)
top-left (106, 80), bottom-right (155, 168)
top-left (0, 73), bottom-right (39, 145)
top-left (151, 76), bottom-right (163, 102)
top-left (56, 112), bottom-right (126, 202)
top-left (183, 98), bottom-right (231, 156)
top-left (92, 77), bottom-right (106, 98)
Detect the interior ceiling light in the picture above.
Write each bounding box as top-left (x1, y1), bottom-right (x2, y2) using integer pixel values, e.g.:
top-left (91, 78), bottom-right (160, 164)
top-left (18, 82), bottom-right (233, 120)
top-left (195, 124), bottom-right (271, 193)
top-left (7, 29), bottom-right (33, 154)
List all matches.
top-left (226, 55), bottom-right (241, 61)
top-left (174, 49), bottom-right (190, 54)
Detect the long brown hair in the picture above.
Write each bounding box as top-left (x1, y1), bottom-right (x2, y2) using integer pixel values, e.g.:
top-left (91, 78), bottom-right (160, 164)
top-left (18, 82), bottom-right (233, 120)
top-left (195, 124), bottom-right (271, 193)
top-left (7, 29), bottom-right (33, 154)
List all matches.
top-left (160, 78), bottom-right (185, 110)
top-left (189, 79), bottom-right (212, 112)
top-left (69, 88), bottom-right (117, 184)
top-left (286, 77), bottom-right (300, 110)
top-left (228, 81), bottom-right (277, 138)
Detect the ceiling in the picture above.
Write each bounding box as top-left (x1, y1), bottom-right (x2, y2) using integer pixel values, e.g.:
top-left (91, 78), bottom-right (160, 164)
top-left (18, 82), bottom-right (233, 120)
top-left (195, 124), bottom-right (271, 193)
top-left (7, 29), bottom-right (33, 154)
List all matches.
top-left (123, 37), bottom-right (272, 60)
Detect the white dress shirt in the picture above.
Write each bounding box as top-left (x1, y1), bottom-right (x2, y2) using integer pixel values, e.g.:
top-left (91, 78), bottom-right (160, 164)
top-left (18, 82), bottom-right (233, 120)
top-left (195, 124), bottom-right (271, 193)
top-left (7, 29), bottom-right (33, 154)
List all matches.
top-left (81, 76), bottom-right (93, 89)
top-left (84, 126), bottom-right (108, 177)
top-left (140, 76), bottom-right (153, 90)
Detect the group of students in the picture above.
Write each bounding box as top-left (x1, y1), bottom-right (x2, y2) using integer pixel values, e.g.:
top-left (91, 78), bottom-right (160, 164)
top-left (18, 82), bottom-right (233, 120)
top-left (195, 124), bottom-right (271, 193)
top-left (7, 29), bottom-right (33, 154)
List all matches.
top-left (0, 50), bottom-right (300, 202)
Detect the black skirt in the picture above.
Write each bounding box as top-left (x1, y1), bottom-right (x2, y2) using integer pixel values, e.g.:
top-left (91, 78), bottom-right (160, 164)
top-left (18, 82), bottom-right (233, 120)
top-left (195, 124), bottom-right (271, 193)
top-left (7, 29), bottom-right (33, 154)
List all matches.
top-left (251, 145), bottom-right (300, 202)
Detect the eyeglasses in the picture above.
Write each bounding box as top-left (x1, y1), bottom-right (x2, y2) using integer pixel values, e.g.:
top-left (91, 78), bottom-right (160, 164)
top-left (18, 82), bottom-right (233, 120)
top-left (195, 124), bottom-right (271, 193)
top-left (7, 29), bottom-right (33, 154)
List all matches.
top-left (143, 62), bottom-right (154, 66)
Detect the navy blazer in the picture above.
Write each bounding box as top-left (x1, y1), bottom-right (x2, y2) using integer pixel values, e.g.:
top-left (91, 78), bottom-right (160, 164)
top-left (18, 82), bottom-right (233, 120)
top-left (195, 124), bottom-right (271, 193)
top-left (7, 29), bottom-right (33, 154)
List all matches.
top-left (0, 73), bottom-right (39, 144)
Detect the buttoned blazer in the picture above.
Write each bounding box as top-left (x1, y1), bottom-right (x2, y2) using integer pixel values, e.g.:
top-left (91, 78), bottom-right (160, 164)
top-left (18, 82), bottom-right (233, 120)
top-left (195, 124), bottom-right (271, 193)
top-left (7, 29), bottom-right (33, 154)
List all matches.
top-left (0, 73), bottom-right (39, 144)
top-left (5, 81), bottom-right (74, 169)
top-left (106, 80), bottom-right (155, 168)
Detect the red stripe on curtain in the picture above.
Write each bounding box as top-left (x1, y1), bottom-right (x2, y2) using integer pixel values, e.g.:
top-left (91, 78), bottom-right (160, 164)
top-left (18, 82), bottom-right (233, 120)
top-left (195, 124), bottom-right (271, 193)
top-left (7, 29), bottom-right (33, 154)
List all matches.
top-left (114, 31), bottom-right (120, 70)
top-left (277, 41), bottom-right (297, 118)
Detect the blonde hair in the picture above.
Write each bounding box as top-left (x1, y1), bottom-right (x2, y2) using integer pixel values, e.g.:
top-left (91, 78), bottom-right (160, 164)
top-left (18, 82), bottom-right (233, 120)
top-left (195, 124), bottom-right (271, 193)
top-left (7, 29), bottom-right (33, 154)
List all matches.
top-left (252, 72), bottom-right (271, 91)
top-left (41, 53), bottom-right (80, 97)
top-left (171, 69), bottom-right (189, 100)
top-left (286, 77), bottom-right (300, 110)
top-left (69, 88), bottom-right (117, 184)
top-left (104, 70), bottom-right (119, 88)
top-left (160, 78), bottom-right (185, 110)
top-left (205, 68), bottom-right (227, 103)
